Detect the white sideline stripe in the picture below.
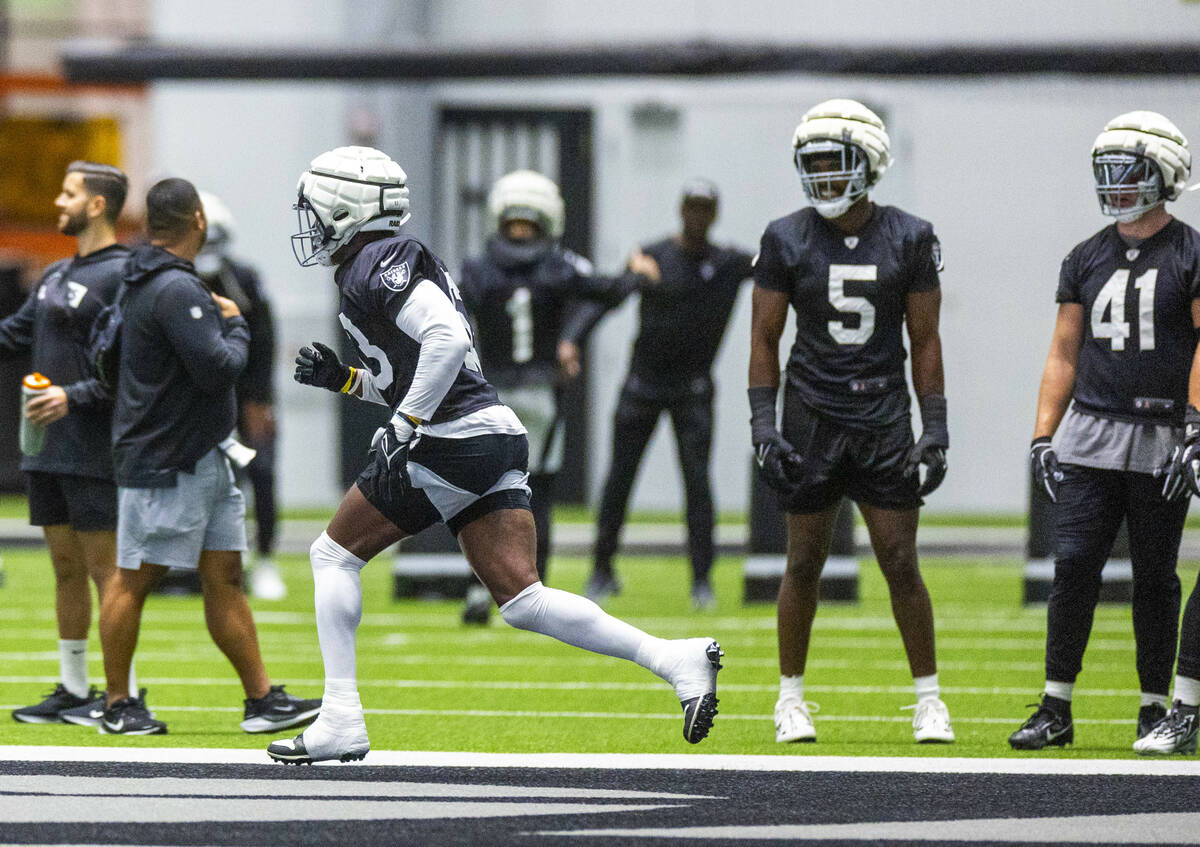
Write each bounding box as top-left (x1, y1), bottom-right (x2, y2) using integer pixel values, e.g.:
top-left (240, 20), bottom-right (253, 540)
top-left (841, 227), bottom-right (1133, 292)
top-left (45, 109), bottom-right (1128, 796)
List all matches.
top-left (2, 745), bottom-right (1198, 775)
top-left (0, 676), bottom-right (1150, 697)
top-left (0, 703), bottom-right (1143, 725)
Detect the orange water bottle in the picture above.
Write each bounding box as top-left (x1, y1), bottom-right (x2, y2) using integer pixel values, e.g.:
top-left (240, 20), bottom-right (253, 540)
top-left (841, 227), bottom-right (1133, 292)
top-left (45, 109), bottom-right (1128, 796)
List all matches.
top-left (20, 372), bottom-right (51, 456)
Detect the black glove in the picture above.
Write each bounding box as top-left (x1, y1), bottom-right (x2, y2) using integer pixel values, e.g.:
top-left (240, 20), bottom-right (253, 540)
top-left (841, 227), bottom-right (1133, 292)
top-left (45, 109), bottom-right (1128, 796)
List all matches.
top-left (370, 414), bottom-right (417, 504)
top-left (749, 386), bottom-right (804, 493)
top-left (1030, 436), bottom-right (1064, 503)
top-left (904, 394), bottom-right (948, 497)
top-left (1159, 405), bottom-right (1200, 503)
top-left (295, 341), bottom-right (352, 392)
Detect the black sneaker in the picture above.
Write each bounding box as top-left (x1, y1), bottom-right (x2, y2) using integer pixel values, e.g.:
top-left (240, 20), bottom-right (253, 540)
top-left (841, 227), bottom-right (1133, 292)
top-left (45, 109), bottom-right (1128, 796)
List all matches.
top-left (241, 685), bottom-right (321, 733)
top-left (1008, 697), bottom-right (1073, 750)
top-left (1133, 702), bottom-right (1199, 755)
top-left (12, 684), bottom-right (96, 724)
top-left (1137, 702), bottom-right (1168, 740)
top-left (100, 694), bottom-right (167, 735)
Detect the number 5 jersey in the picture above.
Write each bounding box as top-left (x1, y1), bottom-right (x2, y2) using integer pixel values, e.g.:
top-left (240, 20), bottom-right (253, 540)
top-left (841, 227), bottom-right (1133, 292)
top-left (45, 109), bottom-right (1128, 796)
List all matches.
top-left (753, 204), bottom-right (942, 428)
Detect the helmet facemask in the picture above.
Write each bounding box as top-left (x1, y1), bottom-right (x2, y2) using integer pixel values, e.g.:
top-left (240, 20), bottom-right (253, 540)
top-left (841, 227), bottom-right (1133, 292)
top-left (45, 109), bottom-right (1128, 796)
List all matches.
top-left (795, 139), bottom-right (870, 220)
top-left (291, 194), bottom-right (335, 267)
top-left (1093, 151), bottom-right (1165, 223)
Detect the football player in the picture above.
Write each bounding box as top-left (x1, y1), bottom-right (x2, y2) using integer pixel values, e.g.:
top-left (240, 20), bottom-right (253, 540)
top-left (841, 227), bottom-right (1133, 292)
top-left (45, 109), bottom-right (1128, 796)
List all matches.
top-left (0, 162), bottom-right (139, 726)
top-left (269, 147), bottom-right (722, 764)
top-left (196, 192), bottom-right (284, 601)
top-left (749, 99), bottom-right (954, 744)
top-left (1012, 111), bottom-right (1198, 752)
top-left (587, 179), bottom-right (755, 610)
top-left (455, 170), bottom-right (657, 624)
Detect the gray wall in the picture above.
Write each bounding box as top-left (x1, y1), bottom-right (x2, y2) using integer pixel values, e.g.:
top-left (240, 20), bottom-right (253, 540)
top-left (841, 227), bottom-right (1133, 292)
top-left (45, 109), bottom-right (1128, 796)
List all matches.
top-left (147, 0), bottom-right (1200, 513)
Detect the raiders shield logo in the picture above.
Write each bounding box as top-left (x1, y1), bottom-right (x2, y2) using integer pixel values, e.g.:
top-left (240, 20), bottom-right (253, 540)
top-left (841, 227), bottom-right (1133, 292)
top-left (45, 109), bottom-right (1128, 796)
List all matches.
top-left (381, 261), bottom-right (411, 292)
top-left (844, 236), bottom-right (859, 250)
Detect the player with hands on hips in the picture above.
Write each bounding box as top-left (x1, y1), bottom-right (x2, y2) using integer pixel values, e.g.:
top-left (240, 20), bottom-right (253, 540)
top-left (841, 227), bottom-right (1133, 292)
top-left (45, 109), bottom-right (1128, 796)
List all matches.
top-left (1012, 110), bottom-right (1200, 754)
top-left (269, 146), bottom-right (723, 765)
top-left (749, 99), bottom-right (954, 747)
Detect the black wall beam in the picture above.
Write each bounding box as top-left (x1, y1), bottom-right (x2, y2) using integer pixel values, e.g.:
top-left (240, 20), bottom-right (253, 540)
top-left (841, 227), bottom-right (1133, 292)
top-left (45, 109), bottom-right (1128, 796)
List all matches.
top-left (62, 40), bottom-right (1200, 83)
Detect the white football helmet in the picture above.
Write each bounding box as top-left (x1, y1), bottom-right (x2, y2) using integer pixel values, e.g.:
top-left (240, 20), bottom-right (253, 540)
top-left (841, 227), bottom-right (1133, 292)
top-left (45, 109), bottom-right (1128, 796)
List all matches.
top-left (199, 190), bottom-right (235, 248)
top-left (487, 170), bottom-right (565, 239)
top-left (292, 146), bottom-right (411, 267)
top-left (792, 98), bottom-right (891, 219)
top-left (1092, 111), bottom-right (1190, 223)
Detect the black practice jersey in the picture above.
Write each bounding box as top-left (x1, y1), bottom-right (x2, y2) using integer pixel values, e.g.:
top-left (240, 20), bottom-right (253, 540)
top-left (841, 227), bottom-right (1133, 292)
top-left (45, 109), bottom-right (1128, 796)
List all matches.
top-left (459, 238), bottom-right (636, 388)
top-left (1057, 219), bottom-right (1200, 424)
top-left (335, 235), bottom-right (499, 423)
top-left (755, 205), bottom-right (941, 426)
top-left (0, 243), bottom-right (130, 479)
top-left (630, 238), bottom-right (754, 383)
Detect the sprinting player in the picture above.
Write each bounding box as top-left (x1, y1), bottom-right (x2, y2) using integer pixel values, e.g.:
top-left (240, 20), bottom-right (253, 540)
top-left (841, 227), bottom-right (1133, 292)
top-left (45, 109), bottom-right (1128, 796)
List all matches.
top-left (268, 146), bottom-right (721, 764)
top-left (749, 99), bottom-right (954, 745)
top-left (1012, 111), bottom-right (1198, 750)
top-left (0, 162), bottom-right (137, 726)
top-left (455, 169), bottom-right (657, 623)
top-left (587, 179), bottom-right (754, 610)
top-left (196, 191), bottom-right (285, 601)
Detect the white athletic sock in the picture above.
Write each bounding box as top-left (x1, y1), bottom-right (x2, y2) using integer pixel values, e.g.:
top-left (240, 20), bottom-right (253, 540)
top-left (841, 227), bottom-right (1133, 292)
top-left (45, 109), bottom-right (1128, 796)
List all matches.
top-left (1044, 680), bottom-right (1074, 702)
top-left (1174, 675), bottom-right (1200, 708)
top-left (59, 639), bottom-right (88, 698)
top-left (779, 674), bottom-right (804, 702)
top-left (499, 582), bottom-right (657, 669)
top-left (127, 660), bottom-right (137, 695)
top-left (1141, 692), bottom-right (1169, 709)
top-left (914, 673), bottom-right (940, 703)
top-left (309, 532), bottom-right (367, 682)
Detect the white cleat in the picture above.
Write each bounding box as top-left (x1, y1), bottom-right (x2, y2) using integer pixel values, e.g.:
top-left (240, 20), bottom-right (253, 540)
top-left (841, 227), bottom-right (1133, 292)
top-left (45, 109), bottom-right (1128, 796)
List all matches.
top-left (250, 561), bottom-right (287, 601)
top-left (774, 697), bottom-right (817, 743)
top-left (1133, 704), bottom-right (1198, 755)
top-left (660, 637), bottom-right (723, 743)
top-left (266, 710), bottom-right (369, 765)
top-left (910, 697), bottom-right (956, 743)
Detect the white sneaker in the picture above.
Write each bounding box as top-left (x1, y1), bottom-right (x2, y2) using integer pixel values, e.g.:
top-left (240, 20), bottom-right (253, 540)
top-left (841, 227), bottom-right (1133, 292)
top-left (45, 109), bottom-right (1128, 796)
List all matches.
top-left (774, 697), bottom-right (817, 743)
top-left (657, 637), bottom-right (723, 743)
top-left (266, 707), bottom-right (369, 764)
top-left (1133, 703), bottom-right (1198, 755)
top-left (250, 560), bottom-right (287, 601)
top-left (910, 697), bottom-right (955, 743)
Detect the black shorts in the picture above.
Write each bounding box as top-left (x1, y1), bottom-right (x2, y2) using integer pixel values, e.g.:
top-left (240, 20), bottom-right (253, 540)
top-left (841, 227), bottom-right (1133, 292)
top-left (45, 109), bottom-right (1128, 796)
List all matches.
top-left (778, 396), bottom-right (920, 513)
top-left (26, 471), bottom-right (118, 532)
top-left (356, 432), bottom-right (532, 537)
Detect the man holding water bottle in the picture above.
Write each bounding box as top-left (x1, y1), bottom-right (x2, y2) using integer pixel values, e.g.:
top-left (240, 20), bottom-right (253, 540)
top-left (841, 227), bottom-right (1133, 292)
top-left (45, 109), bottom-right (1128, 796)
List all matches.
top-left (0, 161), bottom-right (134, 725)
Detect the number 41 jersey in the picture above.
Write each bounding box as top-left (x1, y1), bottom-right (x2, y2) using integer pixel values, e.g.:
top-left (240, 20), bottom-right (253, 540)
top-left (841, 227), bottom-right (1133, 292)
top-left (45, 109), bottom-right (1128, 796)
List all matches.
top-left (754, 204), bottom-right (941, 427)
top-left (334, 235), bottom-right (499, 424)
top-left (1058, 219), bottom-right (1200, 424)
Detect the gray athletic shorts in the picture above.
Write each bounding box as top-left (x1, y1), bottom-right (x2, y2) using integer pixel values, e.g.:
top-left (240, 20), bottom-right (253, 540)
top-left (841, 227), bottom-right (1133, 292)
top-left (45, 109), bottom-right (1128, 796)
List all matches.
top-left (117, 448), bottom-right (247, 571)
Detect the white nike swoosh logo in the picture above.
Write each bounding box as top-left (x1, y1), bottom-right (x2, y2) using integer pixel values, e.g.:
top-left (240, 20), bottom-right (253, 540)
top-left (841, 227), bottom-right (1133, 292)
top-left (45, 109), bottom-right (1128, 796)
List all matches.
top-left (106, 719), bottom-right (124, 732)
top-left (276, 705), bottom-right (296, 712)
top-left (379, 252), bottom-right (396, 269)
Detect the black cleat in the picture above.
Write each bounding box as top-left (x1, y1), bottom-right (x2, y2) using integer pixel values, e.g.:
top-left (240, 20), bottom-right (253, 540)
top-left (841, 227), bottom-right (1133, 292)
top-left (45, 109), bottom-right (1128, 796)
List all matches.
top-left (267, 732), bottom-right (368, 765)
top-left (241, 685), bottom-right (321, 733)
top-left (1009, 698), bottom-right (1073, 750)
top-left (100, 694), bottom-right (167, 735)
top-left (461, 584), bottom-right (492, 626)
top-left (680, 641), bottom-right (723, 744)
top-left (1137, 703), bottom-right (1168, 740)
top-left (12, 684), bottom-right (95, 724)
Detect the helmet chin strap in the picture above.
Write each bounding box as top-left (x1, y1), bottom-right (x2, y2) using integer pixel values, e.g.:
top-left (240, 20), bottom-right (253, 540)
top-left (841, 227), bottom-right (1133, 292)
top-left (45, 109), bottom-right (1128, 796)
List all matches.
top-left (1112, 200), bottom-right (1164, 224)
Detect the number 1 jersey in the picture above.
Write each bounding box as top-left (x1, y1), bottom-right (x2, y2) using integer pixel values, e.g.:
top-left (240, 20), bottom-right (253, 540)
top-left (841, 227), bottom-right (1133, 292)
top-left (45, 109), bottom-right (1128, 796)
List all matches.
top-left (1057, 219), bottom-right (1200, 424)
top-left (754, 204), bottom-right (941, 427)
top-left (334, 235), bottom-right (499, 424)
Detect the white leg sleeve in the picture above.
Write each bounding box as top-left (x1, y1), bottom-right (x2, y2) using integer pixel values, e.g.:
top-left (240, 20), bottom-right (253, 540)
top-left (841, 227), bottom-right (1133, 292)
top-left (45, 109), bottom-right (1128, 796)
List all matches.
top-left (499, 582), bottom-right (666, 673)
top-left (310, 532), bottom-right (367, 683)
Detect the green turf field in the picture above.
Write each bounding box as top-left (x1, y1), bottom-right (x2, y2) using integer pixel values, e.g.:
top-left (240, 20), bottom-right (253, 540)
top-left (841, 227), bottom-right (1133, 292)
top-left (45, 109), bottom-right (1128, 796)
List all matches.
top-left (1, 542), bottom-right (1196, 759)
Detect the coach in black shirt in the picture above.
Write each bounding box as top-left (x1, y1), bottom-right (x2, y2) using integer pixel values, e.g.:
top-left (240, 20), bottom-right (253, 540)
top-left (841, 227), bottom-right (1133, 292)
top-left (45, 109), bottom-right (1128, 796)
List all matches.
top-left (98, 178), bottom-right (319, 736)
top-left (587, 179), bottom-right (754, 610)
top-left (2, 162), bottom-right (132, 725)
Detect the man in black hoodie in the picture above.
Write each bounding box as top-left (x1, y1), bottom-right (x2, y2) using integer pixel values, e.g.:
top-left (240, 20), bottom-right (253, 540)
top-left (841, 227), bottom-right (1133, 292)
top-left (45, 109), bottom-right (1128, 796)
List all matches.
top-left (1, 162), bottom-right (133, 725)
top-left (98, 178), bottom-right (319, 735)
